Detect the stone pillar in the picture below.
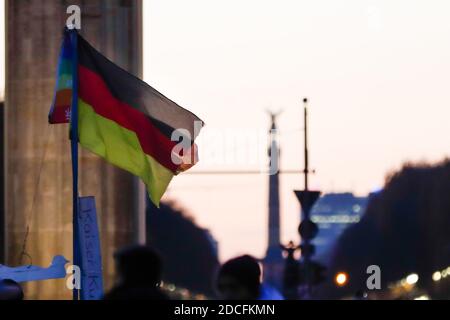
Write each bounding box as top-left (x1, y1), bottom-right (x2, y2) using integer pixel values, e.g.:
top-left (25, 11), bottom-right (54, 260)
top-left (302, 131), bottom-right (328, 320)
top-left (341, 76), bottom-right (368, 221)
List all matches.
top-left (5, 0), bottom-right (142, 299)
top-left (263, 114), bottom-right (284, 290)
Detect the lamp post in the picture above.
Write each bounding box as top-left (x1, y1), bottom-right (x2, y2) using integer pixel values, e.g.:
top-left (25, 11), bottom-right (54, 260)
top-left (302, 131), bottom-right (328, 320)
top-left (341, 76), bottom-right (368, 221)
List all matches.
top-left (281, 241), bottom-right (300, 299)
top-left (282, 98), bottom-right (322, 299)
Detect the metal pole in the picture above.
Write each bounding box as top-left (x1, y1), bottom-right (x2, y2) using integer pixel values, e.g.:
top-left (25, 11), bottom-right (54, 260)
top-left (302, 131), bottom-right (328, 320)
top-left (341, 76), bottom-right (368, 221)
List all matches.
top-left (303, 98), bottom-right (308, 192)
top-left (69, 28), bottom-right (80, 301)
top-left (301, 97), bottom-right (313, 297)
top-left (292, 98), bottom-right (321, 299)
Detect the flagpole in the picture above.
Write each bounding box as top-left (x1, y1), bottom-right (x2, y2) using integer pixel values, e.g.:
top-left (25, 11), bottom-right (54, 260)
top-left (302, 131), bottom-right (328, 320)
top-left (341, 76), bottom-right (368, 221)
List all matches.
top-left (69, 27), bottom-right (80, 301)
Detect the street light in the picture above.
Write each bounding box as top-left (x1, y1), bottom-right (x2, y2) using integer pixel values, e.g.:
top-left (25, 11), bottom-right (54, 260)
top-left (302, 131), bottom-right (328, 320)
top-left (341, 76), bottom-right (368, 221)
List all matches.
top-left (335, 272), bottom-right (348, 287)
top-left (406, 273), bottom-right (419, 285)
top-left (432, 271), bottom-right (441, 282)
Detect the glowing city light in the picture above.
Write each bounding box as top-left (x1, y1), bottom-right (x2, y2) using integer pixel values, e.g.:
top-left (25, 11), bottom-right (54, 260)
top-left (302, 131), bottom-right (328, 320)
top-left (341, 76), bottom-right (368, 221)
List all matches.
top-left (335, 272), bottom-right (348, 287)
top-left (406, 273), bottom-right (419, 285)
top-left (432, 271), bottom-right (442, 282)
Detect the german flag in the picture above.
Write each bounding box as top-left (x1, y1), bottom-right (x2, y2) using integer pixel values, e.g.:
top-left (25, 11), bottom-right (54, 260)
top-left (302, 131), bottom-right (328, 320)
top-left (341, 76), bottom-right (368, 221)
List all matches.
top-left (49, 32), bottom-right (204, 206)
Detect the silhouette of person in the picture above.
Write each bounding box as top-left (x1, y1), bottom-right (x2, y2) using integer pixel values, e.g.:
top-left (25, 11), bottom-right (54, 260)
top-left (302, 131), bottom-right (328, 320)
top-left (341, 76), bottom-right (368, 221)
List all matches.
top-left (103, 245), bottom-right (169, 300)
top-left (216, 255), bottom-right (261, 300)
top-left (0, 279), bottom-right (24, 300)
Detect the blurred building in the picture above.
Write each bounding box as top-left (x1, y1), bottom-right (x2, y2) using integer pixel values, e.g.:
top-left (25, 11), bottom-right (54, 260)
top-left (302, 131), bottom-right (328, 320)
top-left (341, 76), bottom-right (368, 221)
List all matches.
top-left (4, 0), bottom-right (143, 299)
top-left (311, 193), bottom-right (368, 265)
top-left (262, 114), bottom-right (284, 290)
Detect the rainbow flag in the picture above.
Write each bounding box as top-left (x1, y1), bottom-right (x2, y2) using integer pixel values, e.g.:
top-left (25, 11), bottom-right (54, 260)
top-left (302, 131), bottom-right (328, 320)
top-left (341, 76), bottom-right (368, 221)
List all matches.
top-left (49, 34), bottom-right (73, 123)
top-left (49, 31), bottom-right (204, 206)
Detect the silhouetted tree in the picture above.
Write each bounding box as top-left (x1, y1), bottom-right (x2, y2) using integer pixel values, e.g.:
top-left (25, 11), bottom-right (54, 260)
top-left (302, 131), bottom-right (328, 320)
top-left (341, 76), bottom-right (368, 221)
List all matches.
top-left (316, 159), bottom-right (450, 299)
top-left (147, 200), bottom-right (219, 297)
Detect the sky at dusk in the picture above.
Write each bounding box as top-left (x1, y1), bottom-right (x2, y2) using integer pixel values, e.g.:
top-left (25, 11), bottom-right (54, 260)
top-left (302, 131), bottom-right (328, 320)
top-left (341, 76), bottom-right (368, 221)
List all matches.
top-left (1, 0), bottom-right (449, 261)
top-left (143, 0), bottom-right (450, 261)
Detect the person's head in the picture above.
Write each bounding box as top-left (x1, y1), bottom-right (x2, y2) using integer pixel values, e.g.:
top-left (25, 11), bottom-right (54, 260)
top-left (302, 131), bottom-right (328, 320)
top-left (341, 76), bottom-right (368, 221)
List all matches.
top-left (216, 255), bottom-right (261, 300)
top-left (0, 279), bottom-right (24, 300)
top-left (114, 245), bottom-right (162, 287)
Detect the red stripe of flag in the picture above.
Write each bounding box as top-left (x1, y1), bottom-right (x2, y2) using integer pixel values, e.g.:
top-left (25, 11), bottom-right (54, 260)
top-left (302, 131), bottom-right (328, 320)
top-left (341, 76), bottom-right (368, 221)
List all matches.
top-left (78, 65), bottom-right (180, 173)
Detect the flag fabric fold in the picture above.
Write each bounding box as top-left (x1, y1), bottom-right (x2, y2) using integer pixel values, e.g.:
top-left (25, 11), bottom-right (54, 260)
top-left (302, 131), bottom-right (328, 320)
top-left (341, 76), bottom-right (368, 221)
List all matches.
top-left (49, 31), bottom-right (204, 206)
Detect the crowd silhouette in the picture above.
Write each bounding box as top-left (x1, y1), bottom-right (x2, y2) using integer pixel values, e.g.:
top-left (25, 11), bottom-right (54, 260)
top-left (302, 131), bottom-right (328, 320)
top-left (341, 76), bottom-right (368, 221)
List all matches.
top-left (102, 247), bottom-right (283, 300)
top-left (2, 160), bottom-right (449, 300)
